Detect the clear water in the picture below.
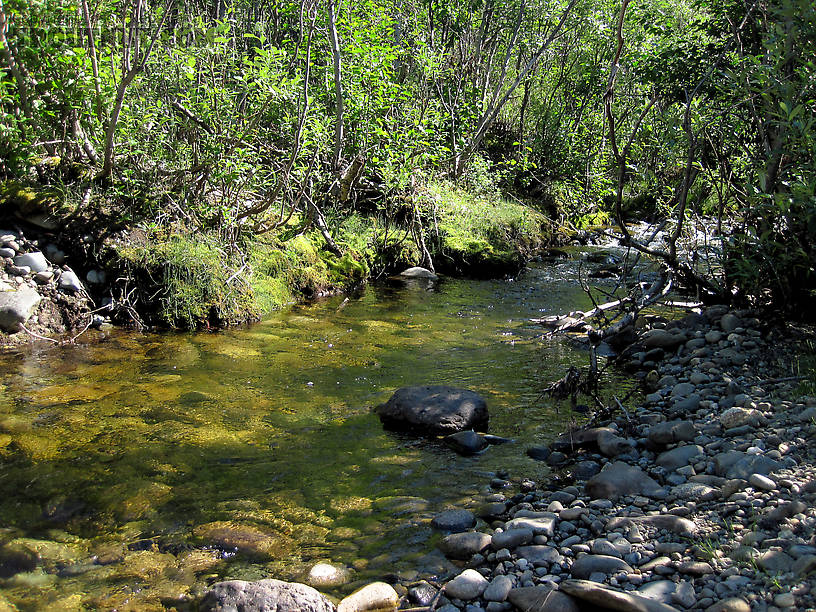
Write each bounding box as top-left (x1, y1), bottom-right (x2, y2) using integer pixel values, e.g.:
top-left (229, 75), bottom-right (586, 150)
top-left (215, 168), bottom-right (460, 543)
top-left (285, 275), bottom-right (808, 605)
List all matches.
top-left (0, 259), bottom-right (628, 610)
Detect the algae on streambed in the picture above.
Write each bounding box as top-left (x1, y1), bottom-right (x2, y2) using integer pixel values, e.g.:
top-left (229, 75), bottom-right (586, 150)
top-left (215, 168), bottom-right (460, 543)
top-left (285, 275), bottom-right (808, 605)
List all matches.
top-left (0, 262), bottom-right (635, 610)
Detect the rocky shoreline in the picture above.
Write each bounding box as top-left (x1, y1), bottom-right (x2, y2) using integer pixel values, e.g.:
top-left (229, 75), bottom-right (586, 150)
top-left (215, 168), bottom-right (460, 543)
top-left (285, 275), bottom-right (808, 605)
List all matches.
top-left (202, 305), bottom-right (816, 611)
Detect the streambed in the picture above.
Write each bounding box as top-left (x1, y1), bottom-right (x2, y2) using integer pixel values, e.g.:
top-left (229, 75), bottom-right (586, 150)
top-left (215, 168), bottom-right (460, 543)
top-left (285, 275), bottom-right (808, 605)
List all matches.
top-left (0, 256), bottom-right (634, 610)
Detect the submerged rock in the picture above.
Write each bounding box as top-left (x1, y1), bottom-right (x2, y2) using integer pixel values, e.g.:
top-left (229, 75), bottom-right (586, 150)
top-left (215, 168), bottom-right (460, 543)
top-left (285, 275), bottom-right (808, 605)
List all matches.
top-left (201, 579), bottom-right (335, 612)
top-left (443, 430), bottom-right (488, 455)
top-left (376, 385), bottom-right (488, 435)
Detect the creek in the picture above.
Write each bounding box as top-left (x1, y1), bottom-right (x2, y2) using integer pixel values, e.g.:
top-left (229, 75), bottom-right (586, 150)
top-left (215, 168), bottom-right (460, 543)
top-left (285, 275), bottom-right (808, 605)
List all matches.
top-left (0, 255), bottom-right (635, 610)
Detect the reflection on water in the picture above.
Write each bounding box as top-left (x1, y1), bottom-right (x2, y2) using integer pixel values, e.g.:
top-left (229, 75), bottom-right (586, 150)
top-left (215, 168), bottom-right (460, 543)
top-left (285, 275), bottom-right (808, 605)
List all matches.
top-left (0, 261), bottom-right (627, 610)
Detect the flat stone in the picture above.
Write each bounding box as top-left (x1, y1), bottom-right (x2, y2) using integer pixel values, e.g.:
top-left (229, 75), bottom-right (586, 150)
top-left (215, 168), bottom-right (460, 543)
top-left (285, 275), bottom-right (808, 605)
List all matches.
top-left (720, 407), bottom-right (763, 429)
top-left (649, 421), bottom-right (697, 445)
top-left (607, 515), bottom-right (698, 537)
top-left (432, 509), bottom-right (476, 532)
top-left (200, 579), bottom-right (334, 612)
top-left (400, 266), bottom-right (438, 280)
top-left (671, 482), bottom-right (719, 501)
top-left (570, 554), bottom-right (633, 579)
top-left (445, 568), bottom-right (488, 600)
top-left (0, 286), bottom-right (41, 332)
top-left (439, 532), bottom-right (491, 560)
top-left (516, 545), bottom-right (563, 565)
top-left (713, 452), bottom-right (781, 480)
top-left (491, 528), bottom-right (534, 550)
top-left (585, 462), bottom-right (665, 500)
top-left (793, 554), bottom-right (816, 577)
top-left (504, 516), bottom-right (556, 537)
top-left (656, 445), bottom-right (704, 471)
top-left (671, 382), bottom-right (696, 397)
top-left (12, 252), bottom-right (49, 273)
top-left (757, 550), bottom-right (793, 573)
top-left (560, 579), bottom-right (680, 612)
top-left (338, 581), bottom-right (399, 612)
top-left (677, 561), bottom-right (713, 575)
top-left (705, 597), bottom-right (750, 612)
top-left (748, 473), bottom-right (775, 491)
top-left (507, 587), bottom-right (580, 612)
top-left (642, 329), bottom-right (687, 350)
top-left (637, 580), bottom-right (677, 604)
top-left (376, 386), bottom-right (488, 435)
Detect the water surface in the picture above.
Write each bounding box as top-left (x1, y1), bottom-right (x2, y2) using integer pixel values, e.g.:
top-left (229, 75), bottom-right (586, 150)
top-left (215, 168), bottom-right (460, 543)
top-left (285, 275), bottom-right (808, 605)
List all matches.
top-left (0, 259), bottom-right (627, 610)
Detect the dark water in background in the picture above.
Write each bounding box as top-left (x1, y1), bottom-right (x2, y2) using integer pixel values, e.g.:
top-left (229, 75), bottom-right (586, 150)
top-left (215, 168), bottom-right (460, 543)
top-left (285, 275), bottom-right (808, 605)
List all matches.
top-left (0, 258), bottom-right (633, 610)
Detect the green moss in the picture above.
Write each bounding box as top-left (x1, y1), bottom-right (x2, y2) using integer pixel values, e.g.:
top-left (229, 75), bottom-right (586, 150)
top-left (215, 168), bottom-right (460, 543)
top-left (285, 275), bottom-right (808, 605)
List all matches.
top-left (0, 180), bottom-right (65, 218)
top-left (420, 181), bottom-right (551, 276)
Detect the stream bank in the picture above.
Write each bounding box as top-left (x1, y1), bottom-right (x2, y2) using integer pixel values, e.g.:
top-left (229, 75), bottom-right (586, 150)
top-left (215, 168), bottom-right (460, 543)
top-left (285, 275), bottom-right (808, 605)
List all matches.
top-left (336, 305), bottom-right (815, 612)
top-left (0, 180), bottom-right (556, 345)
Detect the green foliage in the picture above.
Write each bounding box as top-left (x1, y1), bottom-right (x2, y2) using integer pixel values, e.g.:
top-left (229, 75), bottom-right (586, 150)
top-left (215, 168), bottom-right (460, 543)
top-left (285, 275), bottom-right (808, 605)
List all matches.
top-left (117, 231), bottom-right (257, 328)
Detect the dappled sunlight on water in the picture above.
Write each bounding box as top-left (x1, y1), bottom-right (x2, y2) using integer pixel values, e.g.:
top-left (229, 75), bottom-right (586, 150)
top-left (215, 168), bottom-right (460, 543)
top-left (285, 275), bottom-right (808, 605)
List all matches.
top-left (0, 261), bottom-right (633, 609)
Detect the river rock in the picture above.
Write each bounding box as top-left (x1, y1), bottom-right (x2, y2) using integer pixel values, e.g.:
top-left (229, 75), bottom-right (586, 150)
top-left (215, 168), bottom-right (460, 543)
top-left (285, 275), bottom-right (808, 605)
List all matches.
top-left (376, 386), bottom-right (488, 435)
top-left (642, 329), bottom-right (687, 350)
top-left (585, 462), bottom-right (665, 500)
top-left (408, 581), bottom-right (438, 606)
top-left (12, 252), bottom-right (48, 273)
top-left (337, 582), bottom-right (399, 612)
top-left (0, 286), bottom-right (41, 332)
top-left (58, 270), bottom-right (83, 293)
top-left (507, 586), bottom-right (580, 612)
top-left (570, 554), bottom-right (632, 579)
top-left (444, 430), bottom-right (488, 455)
top-left (431, 509), bottom-right (476, 532)
top-left (656, 445), bottom-right (704, 471)
top-left (597, 428), bottom-right (634, 457)
top-left (306, 563), bottom-right (351, 588)
top-left (192, 522), bottom-right (289, 560)
top-left (504, 515), bottom-right (556, 536)
top-left (720, 313), bottom-right (741, 333)
top-left (444, 568), bottom-right (488, 600)
top-left (720, 407), bottom-right (764, 429)
top-left (399, 266), bottom-right (438, 280)
top-left (607, 515), bottom-right (698, 536)
top-left (713, 452), bottom-right (781, 480)
top-left (706, 597), bottom-right (750, 612)
top-left (483, 575), bottom-right (513, 602)
top-left (561, 579), bottom-right (680, 612)
top-left (516, 545), bottom-right (563, 565)
top-left (551, 427), bottom-right (618, 453)
top-left (200, 579), bottom-right (335, 612)
top-left (439, 532), bottom-right (491, 560)
top-left (491, 528), bottom-right (534, 550)
top-left (648, 420), bottom-right (697, 445)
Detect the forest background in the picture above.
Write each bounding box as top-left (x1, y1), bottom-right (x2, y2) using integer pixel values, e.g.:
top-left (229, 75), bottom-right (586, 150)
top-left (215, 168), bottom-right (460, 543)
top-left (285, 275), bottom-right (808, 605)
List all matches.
top-left (0, 0), bottom-right (814, 328)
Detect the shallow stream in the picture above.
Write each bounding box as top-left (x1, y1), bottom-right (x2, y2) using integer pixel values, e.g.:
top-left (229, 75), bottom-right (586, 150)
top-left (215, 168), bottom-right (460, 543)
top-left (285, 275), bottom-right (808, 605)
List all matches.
top-left (0, 256), bottom-right (633, 610)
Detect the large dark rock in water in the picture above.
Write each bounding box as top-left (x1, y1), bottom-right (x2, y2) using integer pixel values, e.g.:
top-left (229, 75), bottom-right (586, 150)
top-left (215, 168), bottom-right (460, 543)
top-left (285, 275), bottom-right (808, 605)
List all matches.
top-left (200, 579), bottom-right (335, 612)
top-left (376, 386), bottom-right (488, 435)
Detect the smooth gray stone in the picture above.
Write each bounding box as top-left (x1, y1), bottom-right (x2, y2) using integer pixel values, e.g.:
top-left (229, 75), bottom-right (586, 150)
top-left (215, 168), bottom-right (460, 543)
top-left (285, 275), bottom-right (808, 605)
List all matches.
top-left (445, 569), bottom-right (488, 600)
top-left (400, 266), bottom-right (438, 279)
top-left (585, 462), bottom-right (666, 500)
top-left (0, 286), bottom-right (41, 332)
top-left (491, 528), bottom-right (534, 550)
top-left (504, 516), bottom-right (556, 537)
top-left (656, 445), bottom-right (704, 471)
top-left (561, 579), bottom-right (680, 611)
top-left (516, 545), bottom-right (563, 565)
top-left (483, 575), bottom-right (513, 602)
top-left (432, 509), bottom-right (476, 532)
top-left (638, 580), bottom-right (677, 603)
top-left (337, 582), bottom-right (399, 612)
top-left (439, 532), bottom-right (491, 560)
top-left (607, 515), bottom-right (698, 537)
top-left (569, 554), bottom-right (633, 579)
top-left (13, 251), bottom-right (48, 273)
top-left (649, 420), bottom-right (697, 445)
top-left (200, 579), bottom-right (334, 612)
top-left (376, 385), bottom-right (488, 435)
top-left (444, 430), bottom-right (488, 455)
top-left (642, 329), bottom-right (687, 350)
top-left (58, 270), bottom-right (83, 293)
top-left (507, 587), bottom-right (580, 612)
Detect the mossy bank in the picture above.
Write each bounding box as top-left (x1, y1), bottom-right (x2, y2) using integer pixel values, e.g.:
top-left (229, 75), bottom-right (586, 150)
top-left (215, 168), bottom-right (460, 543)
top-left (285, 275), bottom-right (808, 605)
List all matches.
top-left (1, 179), bottom-right (556, 338)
